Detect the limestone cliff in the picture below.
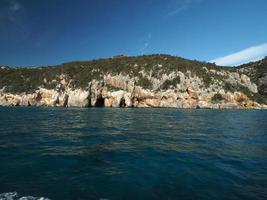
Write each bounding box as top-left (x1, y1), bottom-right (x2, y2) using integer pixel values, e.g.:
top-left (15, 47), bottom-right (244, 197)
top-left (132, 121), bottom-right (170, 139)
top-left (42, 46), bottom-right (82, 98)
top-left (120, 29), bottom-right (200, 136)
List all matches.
top-left (0, 55), bottom-right (266, 109)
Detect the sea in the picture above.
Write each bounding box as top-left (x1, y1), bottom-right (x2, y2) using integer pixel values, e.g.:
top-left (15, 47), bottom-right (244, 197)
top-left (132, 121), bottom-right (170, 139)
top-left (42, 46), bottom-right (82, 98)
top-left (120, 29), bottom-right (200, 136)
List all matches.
top-left (0, 107), bottom-right (266, 200)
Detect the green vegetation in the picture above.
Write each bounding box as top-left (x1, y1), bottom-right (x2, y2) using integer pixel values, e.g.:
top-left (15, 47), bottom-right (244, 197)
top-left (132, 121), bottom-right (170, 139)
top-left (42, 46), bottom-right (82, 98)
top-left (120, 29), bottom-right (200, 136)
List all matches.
top-left (160, 77), bottom-right (180, 90)
top-left (223, 82), bottom-right (236, 93)
top-left (238, 56), bottom-right (267, 97)
top-left (211, 93), bottom-right (224, 104)
top-left (238, 85), bottom-right (266, 104)
top-left (137, 77), bottom-right (153, 89)
top-left (105, 83), bottom-right (121, 91)
top-left (1, 54), bottom-right (232, 94)
top-left (0, 54), bottom-right (266, 105)
top-left (202, 75), bottom-right (212, 87)
top-left (223, 82), bottom-right (266, 104)
top-left (0, 67), bottom-right (58, 94)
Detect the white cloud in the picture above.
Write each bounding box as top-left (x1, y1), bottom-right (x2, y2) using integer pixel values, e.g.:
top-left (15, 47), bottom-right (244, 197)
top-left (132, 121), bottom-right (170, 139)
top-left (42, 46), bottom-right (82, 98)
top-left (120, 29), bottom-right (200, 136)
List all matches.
top-left (210, 42), bottom-right (267, 66)
top-left (165, 4), bottom-right (188, 18)
top-left (10, 1), bottom-right (21, 12)
top-left (139, 34), bottom-right (152, 54)
top-left (140, 42), bottom-right (149, 54)
top-left (164, 0), bottom-right (202, 18)
top-left (0, 0), bottom-right (22, 23)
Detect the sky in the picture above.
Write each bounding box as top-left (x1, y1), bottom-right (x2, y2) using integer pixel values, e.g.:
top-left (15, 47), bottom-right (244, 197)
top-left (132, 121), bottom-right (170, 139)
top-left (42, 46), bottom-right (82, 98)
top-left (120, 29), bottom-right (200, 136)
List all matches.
top-left (0, 0), bottom-right (267, 67)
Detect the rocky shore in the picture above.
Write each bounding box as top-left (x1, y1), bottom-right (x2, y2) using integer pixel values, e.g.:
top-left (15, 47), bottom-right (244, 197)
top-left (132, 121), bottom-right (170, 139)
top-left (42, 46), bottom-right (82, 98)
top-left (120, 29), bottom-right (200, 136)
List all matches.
top-left (0, 55), bottom-right (266, 109)
top-left (0, 73), bottom-right (266, 109)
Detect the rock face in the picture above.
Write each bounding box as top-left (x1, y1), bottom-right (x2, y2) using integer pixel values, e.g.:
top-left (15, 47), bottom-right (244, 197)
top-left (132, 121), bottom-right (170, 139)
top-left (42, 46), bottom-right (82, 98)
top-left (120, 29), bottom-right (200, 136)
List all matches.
top-left (67, 89), bottom-right (90, 107)
top-left (0, 73), bottom-right (265, 109)
top-left (0, 55), bottom-right (266, 109)
top-left (258, 75), bottom-right (267, 95)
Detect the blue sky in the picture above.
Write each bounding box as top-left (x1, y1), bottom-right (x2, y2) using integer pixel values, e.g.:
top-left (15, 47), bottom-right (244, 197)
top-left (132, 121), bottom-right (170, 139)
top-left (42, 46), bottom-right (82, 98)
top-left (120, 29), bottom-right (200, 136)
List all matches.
top-left (0, 0), bottom-right (267, 66)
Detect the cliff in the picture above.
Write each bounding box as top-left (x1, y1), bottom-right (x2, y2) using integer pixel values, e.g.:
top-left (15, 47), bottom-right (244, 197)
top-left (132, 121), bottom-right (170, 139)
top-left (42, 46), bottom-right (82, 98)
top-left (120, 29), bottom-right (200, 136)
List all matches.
top-left (0, 54), bottom-right (266, 109)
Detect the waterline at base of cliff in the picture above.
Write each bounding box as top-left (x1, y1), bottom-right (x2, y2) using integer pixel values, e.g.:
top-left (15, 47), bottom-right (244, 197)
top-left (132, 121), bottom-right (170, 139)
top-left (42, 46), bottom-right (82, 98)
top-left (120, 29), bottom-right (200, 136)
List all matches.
top-left (1, 55), bottom-right (266, 109)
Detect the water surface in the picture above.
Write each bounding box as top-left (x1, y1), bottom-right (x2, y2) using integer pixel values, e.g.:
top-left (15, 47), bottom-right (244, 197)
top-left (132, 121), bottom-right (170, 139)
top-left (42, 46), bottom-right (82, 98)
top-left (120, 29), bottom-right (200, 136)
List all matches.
top-left (0, 107), bottom-right (266, 200)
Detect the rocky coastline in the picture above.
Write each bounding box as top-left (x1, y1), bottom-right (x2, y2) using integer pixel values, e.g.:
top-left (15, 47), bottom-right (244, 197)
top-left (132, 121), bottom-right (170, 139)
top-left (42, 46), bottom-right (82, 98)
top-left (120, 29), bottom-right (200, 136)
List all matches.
top-left (1, 74), bottom-right (266, 109)
top-left (0, 55), bottom-right (266, 109)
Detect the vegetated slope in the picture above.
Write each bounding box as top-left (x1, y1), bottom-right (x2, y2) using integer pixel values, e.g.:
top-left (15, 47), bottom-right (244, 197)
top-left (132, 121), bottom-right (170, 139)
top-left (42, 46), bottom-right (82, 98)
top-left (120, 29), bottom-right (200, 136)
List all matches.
top-left (238, 57), bottom-right (267, 97)
top-left (0, 54), bottom-right (235, 93)
top-left (0, 54), bottom-right (266, 108)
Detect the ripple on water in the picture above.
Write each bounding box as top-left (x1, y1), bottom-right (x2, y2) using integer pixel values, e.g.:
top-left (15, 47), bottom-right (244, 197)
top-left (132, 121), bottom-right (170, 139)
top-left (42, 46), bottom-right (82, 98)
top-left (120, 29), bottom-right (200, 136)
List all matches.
top-left (0, 192), bottom-right (50, 200)
top-left (0, 107), bottom-right (266, 200)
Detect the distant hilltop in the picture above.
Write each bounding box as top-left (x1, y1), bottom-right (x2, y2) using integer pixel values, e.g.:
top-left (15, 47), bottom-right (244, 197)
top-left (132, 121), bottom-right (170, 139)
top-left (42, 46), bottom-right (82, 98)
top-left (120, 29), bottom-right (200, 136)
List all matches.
top-left (0, 54), bottom-right (266, 109)
top-left (112, 54), bottom-right (128, 58)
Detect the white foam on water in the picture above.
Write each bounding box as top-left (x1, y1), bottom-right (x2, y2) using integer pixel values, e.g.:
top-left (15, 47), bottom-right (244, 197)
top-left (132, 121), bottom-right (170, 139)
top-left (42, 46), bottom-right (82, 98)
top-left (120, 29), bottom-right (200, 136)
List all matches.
top-left (0, 192), bottom-right (110, 200)
top-left (0, 192), bottom-right (50, 200)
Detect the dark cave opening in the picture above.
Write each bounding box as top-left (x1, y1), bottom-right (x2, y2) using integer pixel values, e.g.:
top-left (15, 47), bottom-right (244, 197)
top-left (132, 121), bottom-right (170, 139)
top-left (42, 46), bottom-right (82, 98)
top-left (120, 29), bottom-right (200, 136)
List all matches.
top-left (95, 96), bottom-right (105, 107)
top-left (119, 97), bottom-right (126, 107)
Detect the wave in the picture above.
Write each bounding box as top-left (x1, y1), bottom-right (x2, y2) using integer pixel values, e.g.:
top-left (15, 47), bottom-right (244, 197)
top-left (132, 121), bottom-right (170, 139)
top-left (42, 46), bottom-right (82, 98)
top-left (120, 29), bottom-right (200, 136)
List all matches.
top-left (0, 192), bottom-right (50, 200)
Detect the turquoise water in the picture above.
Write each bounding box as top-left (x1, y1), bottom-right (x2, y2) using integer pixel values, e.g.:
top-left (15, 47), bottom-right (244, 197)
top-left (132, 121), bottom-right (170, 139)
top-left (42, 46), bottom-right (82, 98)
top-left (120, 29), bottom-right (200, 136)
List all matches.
top-left (0, 107), bottom-right (266, 200)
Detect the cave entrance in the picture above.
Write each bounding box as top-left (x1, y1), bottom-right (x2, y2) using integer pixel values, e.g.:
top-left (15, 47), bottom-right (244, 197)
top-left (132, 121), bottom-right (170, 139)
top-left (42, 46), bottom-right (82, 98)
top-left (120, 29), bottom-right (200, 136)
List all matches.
top-left (119, 97), bottom-right (126, 107)
top-left (95, 96), bottom-right (105, 107)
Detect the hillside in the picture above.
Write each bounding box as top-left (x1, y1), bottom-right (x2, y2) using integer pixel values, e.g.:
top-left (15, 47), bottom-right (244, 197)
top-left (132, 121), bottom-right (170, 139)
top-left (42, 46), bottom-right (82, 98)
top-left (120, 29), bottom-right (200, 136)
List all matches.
top-left (237, 57), bottom-right (267, 96)
top-left (0, 54), bottom-right (266, 108)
